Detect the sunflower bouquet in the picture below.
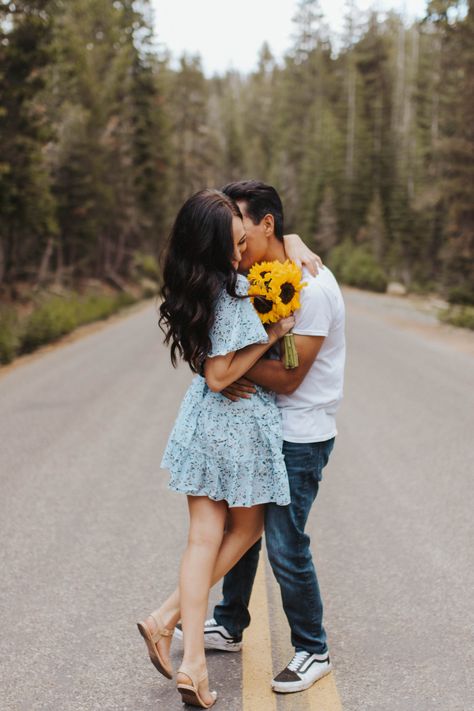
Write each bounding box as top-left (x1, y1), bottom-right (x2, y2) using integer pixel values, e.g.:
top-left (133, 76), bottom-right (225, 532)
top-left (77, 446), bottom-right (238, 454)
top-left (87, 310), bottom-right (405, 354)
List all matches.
top-left (247, 260), bottom-right (307, 369)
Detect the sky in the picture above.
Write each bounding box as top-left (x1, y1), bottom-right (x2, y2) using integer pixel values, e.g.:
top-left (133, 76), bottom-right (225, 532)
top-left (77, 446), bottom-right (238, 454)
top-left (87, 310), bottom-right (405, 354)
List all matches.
top-left (152, 0), bottom-right (428, 76)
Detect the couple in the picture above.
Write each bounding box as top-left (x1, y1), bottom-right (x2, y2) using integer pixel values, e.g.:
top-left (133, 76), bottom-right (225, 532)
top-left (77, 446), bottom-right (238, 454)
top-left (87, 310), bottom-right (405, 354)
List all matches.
top-left (137, 181), bottom-right (346, 707)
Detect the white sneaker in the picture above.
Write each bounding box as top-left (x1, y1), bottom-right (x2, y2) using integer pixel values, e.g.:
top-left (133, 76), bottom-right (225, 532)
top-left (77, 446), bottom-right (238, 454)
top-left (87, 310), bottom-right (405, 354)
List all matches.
top-left (174, 617), bottom-right (243, 652)
top-left (271, 650), bottom-right (332, 693)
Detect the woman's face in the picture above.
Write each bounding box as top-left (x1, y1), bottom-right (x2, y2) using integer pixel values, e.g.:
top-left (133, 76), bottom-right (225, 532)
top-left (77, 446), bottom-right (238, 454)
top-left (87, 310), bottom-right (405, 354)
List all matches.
top-left (231, 215), bottom-right (247, 270)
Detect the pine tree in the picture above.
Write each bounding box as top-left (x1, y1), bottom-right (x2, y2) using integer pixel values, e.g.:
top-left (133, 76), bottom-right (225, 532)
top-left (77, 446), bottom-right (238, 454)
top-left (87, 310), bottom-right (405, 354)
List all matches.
top-left (241, 43), bottom-right (277, 179)
top-left (428, 0), bottom-right (474, 298)
top-left (169, 55), bottom-right (213, 206)
top-left (0, 0), bottom-right (57, 285)
top-left (48, 0), bottom-right (169, 278)
top-left (357, 190), bottom-right (387, 263)
top-left (315, 186), bottom-right (338, 256)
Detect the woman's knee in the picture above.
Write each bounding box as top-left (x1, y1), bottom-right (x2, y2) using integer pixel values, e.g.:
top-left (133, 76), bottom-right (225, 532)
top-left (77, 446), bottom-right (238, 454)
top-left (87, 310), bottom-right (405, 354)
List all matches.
top-left (187, 497), bottom-right (226, 548)
top-left (187, 524), bottom-right (223, 548)
top-left (188, 514), bottom-right (227, 549)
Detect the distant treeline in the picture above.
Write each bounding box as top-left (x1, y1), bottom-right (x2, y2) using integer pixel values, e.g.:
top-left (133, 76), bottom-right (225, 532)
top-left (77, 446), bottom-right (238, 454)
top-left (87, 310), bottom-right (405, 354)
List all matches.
top-left (0, 0), bottom-right (473, 302)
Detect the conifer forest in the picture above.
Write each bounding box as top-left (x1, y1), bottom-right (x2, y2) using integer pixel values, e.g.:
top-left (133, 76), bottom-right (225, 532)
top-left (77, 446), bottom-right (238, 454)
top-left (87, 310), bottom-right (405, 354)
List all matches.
top-left (1, 1), bottom-right (473, 306)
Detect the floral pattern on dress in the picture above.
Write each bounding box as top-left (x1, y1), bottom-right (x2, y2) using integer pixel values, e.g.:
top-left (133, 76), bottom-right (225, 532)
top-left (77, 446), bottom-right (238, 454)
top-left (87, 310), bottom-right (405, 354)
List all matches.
top-left (161, 274), bottom-right (290, 508)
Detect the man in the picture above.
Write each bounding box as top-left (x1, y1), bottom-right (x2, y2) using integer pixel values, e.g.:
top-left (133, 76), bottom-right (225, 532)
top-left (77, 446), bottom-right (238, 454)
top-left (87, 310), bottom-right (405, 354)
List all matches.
top-left (177, 180), bottom-right (346, 694)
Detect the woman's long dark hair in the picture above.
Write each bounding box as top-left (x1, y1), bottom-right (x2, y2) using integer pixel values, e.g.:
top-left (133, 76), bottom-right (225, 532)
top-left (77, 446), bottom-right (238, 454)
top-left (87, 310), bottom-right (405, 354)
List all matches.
top-left (159, 189), bottom-right (243, 372)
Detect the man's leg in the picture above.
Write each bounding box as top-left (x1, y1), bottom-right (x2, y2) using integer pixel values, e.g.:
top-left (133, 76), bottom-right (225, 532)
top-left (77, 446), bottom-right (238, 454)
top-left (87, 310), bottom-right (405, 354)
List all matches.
top-left (266, 438), bottom-right (335, 655)
top-left (212, 537), bottom-right (262, 637)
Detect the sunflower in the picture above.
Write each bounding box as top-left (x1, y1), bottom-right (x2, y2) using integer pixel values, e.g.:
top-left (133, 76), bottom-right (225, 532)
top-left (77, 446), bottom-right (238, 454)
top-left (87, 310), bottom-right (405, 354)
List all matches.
top-left (247, 261), bottom-right (278, 287)
top-left (247, 259), bottom-right (306, 324)
top-left (268, 260), bottom-right (306, 318)
top-left (248, 280), bottom-right (279, 324)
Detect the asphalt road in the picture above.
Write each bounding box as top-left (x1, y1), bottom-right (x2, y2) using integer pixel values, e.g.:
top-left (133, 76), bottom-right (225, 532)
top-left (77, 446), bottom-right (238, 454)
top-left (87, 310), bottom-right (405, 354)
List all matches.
top-left (0, 291), bottom-right (473, 711)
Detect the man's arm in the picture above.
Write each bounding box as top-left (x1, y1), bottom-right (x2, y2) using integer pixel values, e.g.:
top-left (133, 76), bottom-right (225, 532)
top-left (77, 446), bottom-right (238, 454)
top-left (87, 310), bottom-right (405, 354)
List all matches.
top-left (245, 334), bottom-right (325, 395)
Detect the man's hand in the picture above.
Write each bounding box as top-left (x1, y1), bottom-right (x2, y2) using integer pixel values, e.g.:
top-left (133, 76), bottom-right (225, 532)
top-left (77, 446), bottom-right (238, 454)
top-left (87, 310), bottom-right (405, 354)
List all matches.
top-left (221, 377), bottom-right (257, 402)
top-left (246, 334), bottom-right (325, 395)
top-left (283, 233), bottom-right (323, 277)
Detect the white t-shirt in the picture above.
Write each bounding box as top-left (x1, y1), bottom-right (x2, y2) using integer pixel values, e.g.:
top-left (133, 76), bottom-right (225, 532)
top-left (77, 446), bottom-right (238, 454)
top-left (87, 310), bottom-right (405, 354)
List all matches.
top-left (277, 266), bottom-right (346, 443)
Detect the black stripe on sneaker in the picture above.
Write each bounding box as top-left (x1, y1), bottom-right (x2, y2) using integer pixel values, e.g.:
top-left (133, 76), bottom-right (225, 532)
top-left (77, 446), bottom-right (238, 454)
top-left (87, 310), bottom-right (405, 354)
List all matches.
top-left (299, 656), bottom-right (330, 674)
top-left (203, 629), bottom-right (239, 642)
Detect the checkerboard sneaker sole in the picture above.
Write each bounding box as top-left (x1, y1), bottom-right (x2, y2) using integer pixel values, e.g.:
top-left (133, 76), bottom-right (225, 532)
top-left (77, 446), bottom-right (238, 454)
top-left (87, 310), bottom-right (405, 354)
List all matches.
top-left (174, 618), bottom-right (243, 652)
top-left (271, 650), bottom-right (332, 693)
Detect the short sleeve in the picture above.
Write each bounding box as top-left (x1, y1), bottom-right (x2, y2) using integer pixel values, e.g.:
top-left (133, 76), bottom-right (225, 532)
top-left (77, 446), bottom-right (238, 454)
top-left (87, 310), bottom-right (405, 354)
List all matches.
top-left (208, 275), bottom-right (269, 357)
top-left (293, 272), bottom-right (332, 337)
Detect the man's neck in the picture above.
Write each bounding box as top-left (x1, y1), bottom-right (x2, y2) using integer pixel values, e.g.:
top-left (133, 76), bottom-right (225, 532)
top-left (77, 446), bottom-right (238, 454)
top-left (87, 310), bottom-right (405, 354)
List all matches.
top-left (264, 236), bottom-right (286, 262)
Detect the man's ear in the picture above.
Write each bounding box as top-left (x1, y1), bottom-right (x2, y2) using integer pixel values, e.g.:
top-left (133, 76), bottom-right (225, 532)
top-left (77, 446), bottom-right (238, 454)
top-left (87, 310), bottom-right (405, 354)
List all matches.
top-left (263, 213), bottom-right (275, 236)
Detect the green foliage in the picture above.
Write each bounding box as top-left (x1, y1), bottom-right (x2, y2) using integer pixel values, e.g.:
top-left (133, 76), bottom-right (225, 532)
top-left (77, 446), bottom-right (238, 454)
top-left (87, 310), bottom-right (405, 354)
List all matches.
top-left (132, 252), bottom-right (160, 281)
top-left (408, 280), bottom-right (438, 295)
top-left (0, 1), bottom-right (58, 279)
top-left (72, 292), bottom-right (136, 324)
top-left (314, 186), bottom-right (338, 257)
top-left (447, 284), bottom-right (474, 306)
top-left (22, 296), bottom-right (78, 351)
top-left (439, 305), bottom-right (474, 330)
top-left (0, 0), bottom-right (472, 308)
top-left (0, 307), bottom-right (21, 365)
top-left (20, 292), bottom-right (136, 354)
top-left (329, 241), bottom-right (388, 292)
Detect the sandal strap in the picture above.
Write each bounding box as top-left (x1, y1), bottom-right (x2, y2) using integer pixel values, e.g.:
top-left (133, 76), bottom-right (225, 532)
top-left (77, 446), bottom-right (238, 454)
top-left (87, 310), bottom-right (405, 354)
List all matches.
top-left (177, 666), bottom-right (208, 684)
top-left (149, 612), bottom-right (173, 641)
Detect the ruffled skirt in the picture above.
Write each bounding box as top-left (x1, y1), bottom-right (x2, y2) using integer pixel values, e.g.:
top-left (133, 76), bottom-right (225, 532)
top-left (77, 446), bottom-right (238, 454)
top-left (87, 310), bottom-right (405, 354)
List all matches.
top-left (161, 376), bottom-right (290, 507)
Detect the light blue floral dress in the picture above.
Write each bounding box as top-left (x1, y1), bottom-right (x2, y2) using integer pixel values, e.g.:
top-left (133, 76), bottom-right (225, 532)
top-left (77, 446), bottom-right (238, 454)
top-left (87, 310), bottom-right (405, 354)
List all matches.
top-left (161, 274), bottom-right (290, 508)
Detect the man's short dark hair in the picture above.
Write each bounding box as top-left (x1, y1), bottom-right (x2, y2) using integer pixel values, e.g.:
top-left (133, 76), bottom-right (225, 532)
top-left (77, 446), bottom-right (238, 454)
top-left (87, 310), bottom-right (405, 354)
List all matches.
top-left (220, 180), bottom-right (284, 241)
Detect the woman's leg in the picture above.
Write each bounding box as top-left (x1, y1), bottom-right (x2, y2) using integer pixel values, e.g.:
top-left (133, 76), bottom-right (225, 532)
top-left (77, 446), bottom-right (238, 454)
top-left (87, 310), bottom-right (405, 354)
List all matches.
top-left (152, 503), bottom-right (264, 627)
top-left (178, 496), bottom-right (227, 699)
top-left (179, 501), bottom-right (265, 704)
top-left (144, 503), bottom-right (264, 678)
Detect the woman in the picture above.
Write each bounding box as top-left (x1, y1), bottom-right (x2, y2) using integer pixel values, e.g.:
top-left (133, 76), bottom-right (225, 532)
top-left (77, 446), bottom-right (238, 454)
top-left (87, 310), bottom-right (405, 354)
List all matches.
top-left (137, 189), bottom-right (317, 707)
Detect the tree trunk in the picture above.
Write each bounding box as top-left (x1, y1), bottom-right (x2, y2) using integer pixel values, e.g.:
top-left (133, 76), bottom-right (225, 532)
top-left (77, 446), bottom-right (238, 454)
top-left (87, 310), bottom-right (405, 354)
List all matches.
top-left (0, 237), bottom-right (5, 286)
top-left (345, 60), bottom-right (356, 221)
top-left (36, 237), bottom-right (54, 286)
top-left (404, 27), bottom-right (419, 201)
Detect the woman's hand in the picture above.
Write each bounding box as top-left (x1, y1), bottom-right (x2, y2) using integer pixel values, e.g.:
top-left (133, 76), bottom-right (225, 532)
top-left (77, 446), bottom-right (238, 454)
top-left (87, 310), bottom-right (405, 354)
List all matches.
top-left (267, 316), bottom-right (296, 342)
top-left (283, 233), bottom-right (322, 277)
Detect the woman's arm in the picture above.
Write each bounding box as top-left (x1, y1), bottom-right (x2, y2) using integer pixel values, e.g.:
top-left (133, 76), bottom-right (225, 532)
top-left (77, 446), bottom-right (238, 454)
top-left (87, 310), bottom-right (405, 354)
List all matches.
top-left (283, 234), bottom-right (322, 276)
top-left (204, 316), bottom-right (295, 393)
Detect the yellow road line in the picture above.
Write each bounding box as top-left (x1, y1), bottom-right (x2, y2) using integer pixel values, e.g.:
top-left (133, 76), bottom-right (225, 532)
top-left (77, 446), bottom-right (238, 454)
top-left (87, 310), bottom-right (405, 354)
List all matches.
top-left (307, 672), bottom-right (343, 711)
top-left (242, 555), bottom-right (277, 711)
top-left (243, 553), bottom-right (343, 710)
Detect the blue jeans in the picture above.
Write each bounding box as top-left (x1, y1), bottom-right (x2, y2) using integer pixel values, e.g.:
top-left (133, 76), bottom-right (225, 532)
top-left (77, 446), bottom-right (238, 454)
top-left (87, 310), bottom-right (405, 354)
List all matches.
top-left (213, 438), bottom-right (335, 654)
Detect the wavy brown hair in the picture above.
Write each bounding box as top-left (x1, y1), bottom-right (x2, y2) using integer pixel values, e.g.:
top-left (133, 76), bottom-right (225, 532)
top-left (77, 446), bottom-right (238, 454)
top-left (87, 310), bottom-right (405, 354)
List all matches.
top-left (159, 189), bottom-right (243, 372)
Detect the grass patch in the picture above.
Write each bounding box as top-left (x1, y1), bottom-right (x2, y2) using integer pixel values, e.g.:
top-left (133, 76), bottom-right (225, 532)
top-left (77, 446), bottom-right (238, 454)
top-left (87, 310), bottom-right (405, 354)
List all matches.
top-left (447, 285), bottom-right (474, 306)
top-left (0, 306), bottom-right (21, 365)
top-left (132, 251), bottom-right (160, 282)
top-left (0, 291), bottom-right (137, 364)
top-left (439, 305), bottom-right (474, 330)
top-left (21, 292), bottom-right (136, 353)
top-left (328, 241), bottom-right (388, 293)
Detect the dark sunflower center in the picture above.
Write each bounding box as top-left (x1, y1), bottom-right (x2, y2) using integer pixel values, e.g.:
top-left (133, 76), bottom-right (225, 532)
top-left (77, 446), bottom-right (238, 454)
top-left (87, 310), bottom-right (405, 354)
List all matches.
top-left (280, 282), bottom-right (296, 304)
top-left (254, 296), bottom-right (274, 314)
top-left (259, 270), bottom-right (272, 287)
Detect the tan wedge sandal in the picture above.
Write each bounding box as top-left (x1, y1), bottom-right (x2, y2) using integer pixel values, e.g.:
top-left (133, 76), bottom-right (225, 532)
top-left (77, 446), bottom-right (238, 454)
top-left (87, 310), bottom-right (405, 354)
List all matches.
top-left (136, 612), bottom-right (174, 679)
top-left (176, 667), bottom-right (217, 708)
